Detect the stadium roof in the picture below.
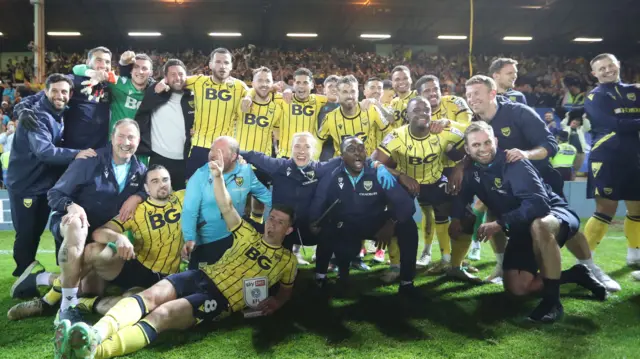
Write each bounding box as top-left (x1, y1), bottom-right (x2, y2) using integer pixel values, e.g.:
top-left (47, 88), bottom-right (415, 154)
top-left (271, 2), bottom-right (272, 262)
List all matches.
top-left (0, 0), bottom-right (638, 54)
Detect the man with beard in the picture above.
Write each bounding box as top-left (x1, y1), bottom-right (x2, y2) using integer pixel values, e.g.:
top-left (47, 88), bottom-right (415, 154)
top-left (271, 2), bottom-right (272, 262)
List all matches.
top-left (276, 68), bottom-right (329, 159)
top-left (8, 166), bottom-right (184, 321)
top-left (16, 47), bottom-right (113, 151)
top-left (7, 74), bottom-right (97, 293)
top-left (46, 119), bottom-right (148, 324)
top-left (389, 66), bottom-right (418, 128)
top-left (451, 121), bottom-right (606, 323)
top-left (233, 67), bottom-right (283, 223)
top-left (316, 75), bottom-right (391, 157)
top-left (134, 59), bottom-right (194, 190)
top-left (181, 48), bottom-right (251, 179)
top-left (311, 137), bottom-right (418, 295)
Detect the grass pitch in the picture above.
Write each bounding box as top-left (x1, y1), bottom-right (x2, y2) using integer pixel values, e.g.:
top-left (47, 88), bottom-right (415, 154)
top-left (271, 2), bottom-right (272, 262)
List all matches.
top-left (0, 222), bottom-right (639, 359)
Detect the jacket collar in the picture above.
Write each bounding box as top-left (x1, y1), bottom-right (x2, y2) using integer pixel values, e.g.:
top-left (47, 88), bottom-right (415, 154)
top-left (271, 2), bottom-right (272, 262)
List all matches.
top-left (38, 95), bottom-right (67, 120)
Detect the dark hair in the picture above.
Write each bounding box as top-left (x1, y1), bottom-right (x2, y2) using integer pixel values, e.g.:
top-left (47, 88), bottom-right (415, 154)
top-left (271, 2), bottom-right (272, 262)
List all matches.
top-left (407, 95), bottom-right (429, 110)
top-left (271, 204), bottom-right (296, 225)
top-left (339, 136), bottom-right (363, 153)
top-left (134, 53), bottom-right (153, 66)
top-left (163, 58), bottom-right (187, 76)
top-left (144, 164), bottom-right (169, 183)
top-left (45, 73), bottom-right (74, 91)
top-left (323, 75), bottom-right (341, 86)
top-left (391, 65), bottom-right (410, 76)
top-left (558, 131), bottom-right (569, 142)
top-left (382, 79), bottom-right (393, 90)
top-left (293, 67), bottom-right (313, 82)
top-left (209, 47), bottom-right (232, 61)
top-left (488, 58), bottom-right (518, 76)
top-left (87, 46), bottom-right (112, 60)
top-left (364, 77), bottom-right (383, 87)
top-left (414, 75), bottom-right (440, 94)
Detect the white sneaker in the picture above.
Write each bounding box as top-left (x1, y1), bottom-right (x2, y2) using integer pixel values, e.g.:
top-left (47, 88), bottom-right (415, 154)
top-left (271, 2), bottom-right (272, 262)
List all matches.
top-left (631, 271), bottom-right (640, 281)
top-left (295, 253), bottom-right (310, 266)
top-left (381, 267), bottom-right (401, 283)
top-left (416, 249), bottom-right (432, 267)
top-left (467, 242), bottom-right (481, 261)
top-left (626, 248), bottom-right (640, 267)
top-left (485, 265), bottom-right (503, 284)
top-left (590, 265), bottom-right (621, 292)
top-left (311, 253), bottom-right (317, 263)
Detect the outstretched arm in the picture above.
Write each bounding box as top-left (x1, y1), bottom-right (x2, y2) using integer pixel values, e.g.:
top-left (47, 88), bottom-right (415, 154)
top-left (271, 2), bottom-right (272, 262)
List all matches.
top-left (210, 150), bottom-right (242, 230)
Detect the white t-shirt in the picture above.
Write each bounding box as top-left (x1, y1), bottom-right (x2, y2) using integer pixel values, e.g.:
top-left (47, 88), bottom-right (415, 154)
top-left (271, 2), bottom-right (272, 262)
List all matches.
top-left (151, 92), bottom-right (186, 160)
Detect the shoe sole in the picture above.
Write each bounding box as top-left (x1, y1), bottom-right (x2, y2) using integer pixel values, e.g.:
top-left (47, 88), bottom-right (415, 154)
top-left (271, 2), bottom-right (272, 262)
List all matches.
top-left (69, 322), bottom-right (98, 358)
top-left (54, 320), bottom-right (71, 359)
top-left (10, 260), bottom-right (41, 298)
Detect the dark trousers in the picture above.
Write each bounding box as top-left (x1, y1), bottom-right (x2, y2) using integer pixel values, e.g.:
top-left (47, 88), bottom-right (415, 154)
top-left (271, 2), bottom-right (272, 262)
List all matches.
top-left (150, 152), bottom-right (187, 191)
top-left (187, 235), bottom-right (234, 270)
top-left (315, 217), bottom-right (418, 282)
top-left (9, 191), bottom-right (50, 276)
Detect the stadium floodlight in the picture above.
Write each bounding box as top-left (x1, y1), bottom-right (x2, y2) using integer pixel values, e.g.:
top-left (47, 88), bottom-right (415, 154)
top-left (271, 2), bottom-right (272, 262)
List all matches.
top-left (208, 32), bottom-right (242, 37)
top-left (47, 32), bottom-right (81, 36)
top-left (0, 32), bottom-right (3, 36)
top-left (128, 32), bottom-right (162, 37)
top-left (503, 36), bottom-right (533, 41)
top-left (360, 34), bottom-right (391, 39)
top-left (573, 37), bottom-right (603, 42)
top-left (287, 33), bottom-right (318, 38)
top-left (437, 35), bottom-right (468, 40)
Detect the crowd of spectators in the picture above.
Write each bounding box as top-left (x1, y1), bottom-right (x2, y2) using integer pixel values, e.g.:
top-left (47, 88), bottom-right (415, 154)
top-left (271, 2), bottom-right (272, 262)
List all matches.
top-left (0, 46), bottom-right (639, 187)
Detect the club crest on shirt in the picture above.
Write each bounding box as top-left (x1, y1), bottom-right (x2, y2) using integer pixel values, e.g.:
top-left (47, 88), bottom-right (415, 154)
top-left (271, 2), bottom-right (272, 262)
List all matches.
top-left (501, 127), bottom-right (511, 137)
top-left (306, 170), bottom-right (315, 180)
top-left (494, 177), bottom-right (502, 188)
top-left (363, 180), bottom-right (373, 191)
top-left (235, 177), bottom-right (244, 186)
top-left (23, 199), bottom-right (32, 208)
top-left (628, 93), bottom-right (637, 102)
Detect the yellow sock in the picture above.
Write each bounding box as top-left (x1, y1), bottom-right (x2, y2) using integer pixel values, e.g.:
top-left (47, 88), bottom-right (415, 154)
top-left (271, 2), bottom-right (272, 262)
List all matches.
top-left (451, 234), bottom-right (472, 267)
top-left (435, 220), bottom-right (452, 256)
top-left (388, 237), bottom-right (400, 266)
top-left (624, 215), bottom-right (640, 248)
top-left (420, 206), bottom-right (435, 247)
top-left (250, 212), bottom-right (264, 224)
top-left (77, 296), bottom-right (99, 313)
top-left (584, 213), bottom-right (612, 251)
top-left (94, 296), bottom-right (148, 341)
top-left (42, 277), bottom-right (62, 305)
top-left (95, 321), bottom-right (154, 359)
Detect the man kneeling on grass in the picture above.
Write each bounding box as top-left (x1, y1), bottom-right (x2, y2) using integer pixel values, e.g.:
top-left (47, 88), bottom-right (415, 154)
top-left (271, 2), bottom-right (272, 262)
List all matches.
top-left (9, 165), bottom-right (184, 321)
top-left (54, 148), bottom-right (298, 359)
top-left (450, 121), bottom-right (607, 323)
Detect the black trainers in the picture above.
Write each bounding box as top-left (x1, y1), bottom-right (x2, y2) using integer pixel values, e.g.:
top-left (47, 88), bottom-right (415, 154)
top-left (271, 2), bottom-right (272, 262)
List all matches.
top-left (565, 264), bottom-right (608, 301)
top-left (527, 299), bottom-right (564, 323)
top-left (55, 306), bottom-right (86, 326)
top-left (11, 261), bottom-right (44, 299)
top-left (398, 282), bottom-right (422, 299)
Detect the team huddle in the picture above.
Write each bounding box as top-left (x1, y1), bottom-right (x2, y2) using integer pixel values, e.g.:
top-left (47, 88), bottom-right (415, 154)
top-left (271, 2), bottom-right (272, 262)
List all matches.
top-left (3, 46), bottom-right (639, 359)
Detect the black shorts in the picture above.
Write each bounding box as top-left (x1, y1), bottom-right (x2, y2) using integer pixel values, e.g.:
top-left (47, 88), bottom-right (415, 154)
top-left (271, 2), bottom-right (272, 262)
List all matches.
top-left (110, 259), bottom-right (165, 290)
top-left (587, 157), bottom-right (640, 201)
top-left (186, 146), bottom-right (210, 180)
top-left (253, 168), bottom-right (272, 187)
top-left (166, 269), bottom-right (231, 323)
top-left (502, 207), bottom-right (580, 275)
top-left (416, 177), bottom-right (451, 207)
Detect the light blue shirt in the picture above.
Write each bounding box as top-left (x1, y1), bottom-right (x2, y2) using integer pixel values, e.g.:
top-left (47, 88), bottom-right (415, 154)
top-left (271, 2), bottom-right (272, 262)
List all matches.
top-left (111, 160), bottom-right (131, 193)
top-left (182, 161), bottom-right (272, 245)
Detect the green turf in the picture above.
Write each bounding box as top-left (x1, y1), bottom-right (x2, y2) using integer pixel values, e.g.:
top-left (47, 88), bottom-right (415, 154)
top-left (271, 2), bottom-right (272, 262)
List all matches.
top-left (0, 223), bottom-right (639, 359)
